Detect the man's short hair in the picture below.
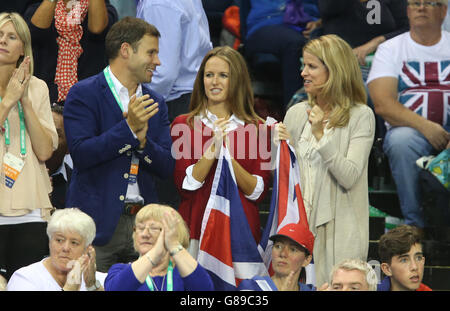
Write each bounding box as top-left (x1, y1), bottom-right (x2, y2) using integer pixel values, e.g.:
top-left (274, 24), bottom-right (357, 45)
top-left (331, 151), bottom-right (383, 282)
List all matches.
top-left (330, 259), bottom-right (378, 291)
top-left (378, 225), bottom-right (423, 264)
top-left (105, 16), bottom-right (160, 60)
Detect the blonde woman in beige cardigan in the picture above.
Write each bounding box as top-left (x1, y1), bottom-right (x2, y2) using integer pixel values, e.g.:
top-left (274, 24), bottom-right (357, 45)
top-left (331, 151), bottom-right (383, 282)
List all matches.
top-left (277, 34), bottom-right (375, 287)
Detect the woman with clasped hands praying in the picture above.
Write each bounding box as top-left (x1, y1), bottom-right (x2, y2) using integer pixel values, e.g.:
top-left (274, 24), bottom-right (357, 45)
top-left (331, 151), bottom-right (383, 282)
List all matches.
top-left (276, 35), bottom-right (375, 287)
top-left (104, 204), bottom-right (214, 291)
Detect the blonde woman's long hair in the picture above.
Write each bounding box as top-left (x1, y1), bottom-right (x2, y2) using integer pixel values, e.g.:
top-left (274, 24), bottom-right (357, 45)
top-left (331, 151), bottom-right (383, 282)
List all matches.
top-left (303, 34), bottom-right (367, 128)
top-left (0, 12), bottom-right (34, 75)
top-left (187, 46), bottom-right (263, 127)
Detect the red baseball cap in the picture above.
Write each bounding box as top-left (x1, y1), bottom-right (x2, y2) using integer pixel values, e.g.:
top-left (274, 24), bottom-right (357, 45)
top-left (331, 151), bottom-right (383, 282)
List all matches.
top-left (269, 222), bottom-right (315, 255)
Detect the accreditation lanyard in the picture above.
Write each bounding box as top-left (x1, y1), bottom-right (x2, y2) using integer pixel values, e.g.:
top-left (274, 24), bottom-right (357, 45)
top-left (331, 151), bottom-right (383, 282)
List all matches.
top-left (1, 97), bottom-right (26, 157)
top-left (103, 66), bottom-right (141, 185)
top-left (103, 66), bottom-right (125, 112)
top-left (145, 260), bottom-right (174, 291)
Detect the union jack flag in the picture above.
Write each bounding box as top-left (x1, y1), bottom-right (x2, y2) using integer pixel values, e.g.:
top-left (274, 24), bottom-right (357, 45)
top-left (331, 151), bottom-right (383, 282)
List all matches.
top-left (197, 145), bottom-right (268, 290)
top-left (398, 61), bottom-right (450, 127)
top-left (258, 140), bottom-right (315, 283)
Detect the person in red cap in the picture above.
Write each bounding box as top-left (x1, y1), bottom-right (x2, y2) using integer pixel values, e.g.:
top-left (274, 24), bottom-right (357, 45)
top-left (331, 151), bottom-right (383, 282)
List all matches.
top-left (237, 222), bottom-right (315, 291)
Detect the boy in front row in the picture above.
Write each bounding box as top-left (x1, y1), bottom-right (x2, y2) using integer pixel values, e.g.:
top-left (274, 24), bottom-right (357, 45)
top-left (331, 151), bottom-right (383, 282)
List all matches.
top-left (377, 225), bottom-right (431, 291)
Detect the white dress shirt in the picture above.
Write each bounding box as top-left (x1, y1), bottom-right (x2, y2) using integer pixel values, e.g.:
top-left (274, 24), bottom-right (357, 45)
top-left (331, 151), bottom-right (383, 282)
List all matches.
top-left (107, 66), bottom-right (144, 203)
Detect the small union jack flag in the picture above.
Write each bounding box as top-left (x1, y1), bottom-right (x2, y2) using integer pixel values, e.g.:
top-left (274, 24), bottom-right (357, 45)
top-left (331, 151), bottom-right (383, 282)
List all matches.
top-left (398, 60), bottom-right (450, 127)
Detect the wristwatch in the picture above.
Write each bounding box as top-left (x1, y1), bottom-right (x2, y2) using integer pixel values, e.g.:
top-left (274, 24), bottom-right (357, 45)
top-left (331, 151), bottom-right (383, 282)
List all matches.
top-left (169, 244), bottom-right (183, 256)
top-left (86, 280), bottom-right (102, 291)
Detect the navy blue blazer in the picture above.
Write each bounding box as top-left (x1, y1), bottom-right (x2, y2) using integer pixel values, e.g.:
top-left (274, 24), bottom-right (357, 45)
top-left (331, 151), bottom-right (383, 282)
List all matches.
top-left (63, 72), bottom-right (174, 246)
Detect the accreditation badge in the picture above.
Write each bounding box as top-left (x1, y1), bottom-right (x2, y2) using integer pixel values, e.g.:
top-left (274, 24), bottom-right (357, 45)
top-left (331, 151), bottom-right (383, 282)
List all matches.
top-left (2, 152), bottom-right (25, 188)
top-left (128, 156), bottom-right (139, 185)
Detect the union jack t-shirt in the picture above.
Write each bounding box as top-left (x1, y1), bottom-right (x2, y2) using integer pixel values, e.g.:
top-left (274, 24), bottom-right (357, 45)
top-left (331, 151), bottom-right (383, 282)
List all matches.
top-left (368, 31), bottom-right (450, 129)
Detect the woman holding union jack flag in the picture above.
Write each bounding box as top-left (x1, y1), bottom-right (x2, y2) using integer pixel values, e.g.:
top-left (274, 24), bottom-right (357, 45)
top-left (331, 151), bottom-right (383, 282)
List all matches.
top-left (170, 46), bottom-right (272, 258)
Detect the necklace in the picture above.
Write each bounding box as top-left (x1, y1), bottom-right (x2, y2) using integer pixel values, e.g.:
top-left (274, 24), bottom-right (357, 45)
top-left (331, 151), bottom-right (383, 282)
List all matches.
top-left (145, 260), bottom-right (173, 291)
top-left (149, 274), bottom-right (166, 291)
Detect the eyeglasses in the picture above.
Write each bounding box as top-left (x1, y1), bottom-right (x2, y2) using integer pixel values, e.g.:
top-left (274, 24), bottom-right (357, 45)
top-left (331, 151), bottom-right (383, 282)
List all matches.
top-left (407, 1), bottom-right (443, 8)
top-left (135, 223), bottom-right (161, 234)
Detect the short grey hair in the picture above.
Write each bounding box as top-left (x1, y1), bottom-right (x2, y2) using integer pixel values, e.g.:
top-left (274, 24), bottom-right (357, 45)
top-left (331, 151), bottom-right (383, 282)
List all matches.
top-left (47, 208), bottom-right (96, 247)
top-left (330, 259), bottom-right (378, 291)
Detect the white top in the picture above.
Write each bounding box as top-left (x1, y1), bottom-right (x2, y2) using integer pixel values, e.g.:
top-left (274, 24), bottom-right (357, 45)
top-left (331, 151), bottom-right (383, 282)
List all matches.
top-left (107, 66), bottom-right (144, 203)
top-left (297, 121), bottom-right (333, 219)
top-left (367, 31), bottom-right (450, 128)
top-left (51, 154), bottom-right (73, 181)
top-left (7, 258), bottom-right (106, 291)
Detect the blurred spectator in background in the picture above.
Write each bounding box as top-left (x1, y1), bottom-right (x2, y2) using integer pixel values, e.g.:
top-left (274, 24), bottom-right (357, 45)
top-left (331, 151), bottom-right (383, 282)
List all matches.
top-left (136, 0), bottom-right (212, 123)
top-left (367, 0), bottom-right (450, 229)
top-left (0, 1), bottom-right (39, 15)
top-left (244, 0), bottom-right (321, 110)
top-left (46, 104), bottom-right (72, 210)
top-left (110, 0), bottom-right (137, 20)
top-left (318, 0), bottom-right (409, 79)
top-left (24, 0), bottom-right (118, 104)
top-left (202, 0), bottom-right (234, 47)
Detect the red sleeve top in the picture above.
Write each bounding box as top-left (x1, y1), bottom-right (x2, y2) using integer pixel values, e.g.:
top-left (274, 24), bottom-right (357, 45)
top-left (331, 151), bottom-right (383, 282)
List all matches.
top-left (171, 114), bottom-right (272, 243)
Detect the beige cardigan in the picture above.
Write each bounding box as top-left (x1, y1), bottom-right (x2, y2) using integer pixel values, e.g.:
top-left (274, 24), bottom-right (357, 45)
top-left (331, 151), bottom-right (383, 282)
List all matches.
top-left (0, 76), bottom-right (58, 220)
top-left (284, 102), bottom-right (375, 286)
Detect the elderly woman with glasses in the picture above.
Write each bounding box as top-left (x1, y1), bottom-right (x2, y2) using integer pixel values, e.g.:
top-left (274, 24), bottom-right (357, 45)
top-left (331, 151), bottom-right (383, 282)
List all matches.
top-left (104, 204), bottom-right (214, 291)
top-left (7, 208), bottom-right (105, 291)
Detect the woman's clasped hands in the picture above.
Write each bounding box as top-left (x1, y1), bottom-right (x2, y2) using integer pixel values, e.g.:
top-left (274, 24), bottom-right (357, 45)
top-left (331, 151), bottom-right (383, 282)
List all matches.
top-left (204, 117), bottom-right (230, 160)
top-left (143, 210), bottom-right (184, 267)
top-left (3, 56), bottom-right (31, 108)
top-left (63, 246), bottom-right (97, 291)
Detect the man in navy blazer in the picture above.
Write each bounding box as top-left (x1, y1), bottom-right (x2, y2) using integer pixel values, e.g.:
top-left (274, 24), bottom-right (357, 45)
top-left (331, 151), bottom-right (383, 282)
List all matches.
top-left (63, 17), bottom-right (174, 272)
